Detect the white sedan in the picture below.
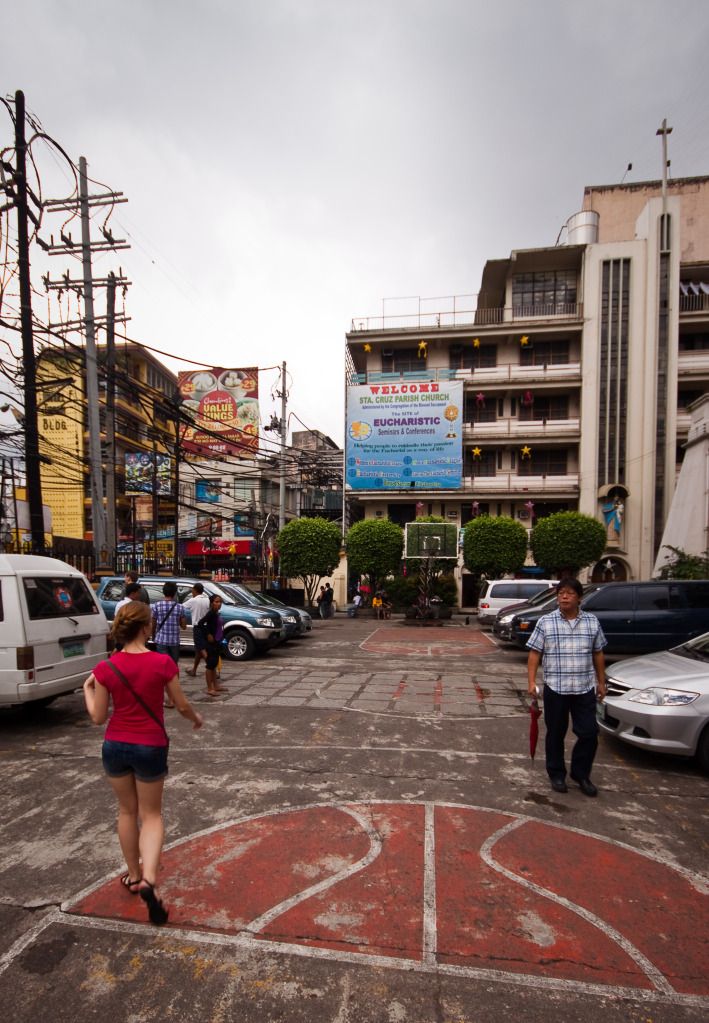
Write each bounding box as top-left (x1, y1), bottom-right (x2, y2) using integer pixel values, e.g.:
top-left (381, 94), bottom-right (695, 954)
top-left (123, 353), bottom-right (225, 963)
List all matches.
top-left (599, 632), bottom-right (709, 772)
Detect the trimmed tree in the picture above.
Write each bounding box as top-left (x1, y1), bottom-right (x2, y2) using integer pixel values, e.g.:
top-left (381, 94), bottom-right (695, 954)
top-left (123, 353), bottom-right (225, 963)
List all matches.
top-left (530, 511), bottom-right (606, 576)
top-left (276, 517), bottom-right (342, 607)
top-left (656, 545), bottom-right (709, 580)
top-left (462, 515), bottom-right (528, 578)
top-left (346, 518), bottom-right (404, 593)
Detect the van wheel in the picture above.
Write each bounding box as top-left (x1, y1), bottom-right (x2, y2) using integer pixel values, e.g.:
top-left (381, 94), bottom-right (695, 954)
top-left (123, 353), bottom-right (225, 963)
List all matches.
top-left (223, 630), bottom-right (255, 661)
top-left (21, 696), bottom-right (57, 714)
top-left (696, 726), bottom-right (709, 774)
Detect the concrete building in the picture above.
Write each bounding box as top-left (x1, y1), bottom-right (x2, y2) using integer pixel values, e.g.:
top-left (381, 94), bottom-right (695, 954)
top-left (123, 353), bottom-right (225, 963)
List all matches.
top-left (345, 177), bottom-right (709, 602)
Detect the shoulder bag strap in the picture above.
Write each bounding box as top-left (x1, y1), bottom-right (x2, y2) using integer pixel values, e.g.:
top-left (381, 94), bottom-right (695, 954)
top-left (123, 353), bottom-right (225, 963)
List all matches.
top-left (105, 659), bottom-right (169, 745)
top-left (155, 601), bottom-right (179, 634)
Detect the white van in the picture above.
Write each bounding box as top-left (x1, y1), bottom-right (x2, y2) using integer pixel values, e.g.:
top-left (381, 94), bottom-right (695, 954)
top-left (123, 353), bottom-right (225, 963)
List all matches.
top-left (0, 555), bottom-right (109, 707)
top-left (477, 578), bottom-right (555, 625)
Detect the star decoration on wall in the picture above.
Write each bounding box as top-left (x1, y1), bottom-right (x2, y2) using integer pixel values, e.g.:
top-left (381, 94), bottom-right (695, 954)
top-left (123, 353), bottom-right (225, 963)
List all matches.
top-left (520, 445), bottom-right (532, 458)
top-left (472, 337), bottom-right (480, 348)
top-left (520, 335), bottom-right (530, 346)
top-left (472, 446), bottom-right (482, 458)
top-left (417, 340), bottom-right (428, 358)
top-left (363, 343), bottom-right (372, 353)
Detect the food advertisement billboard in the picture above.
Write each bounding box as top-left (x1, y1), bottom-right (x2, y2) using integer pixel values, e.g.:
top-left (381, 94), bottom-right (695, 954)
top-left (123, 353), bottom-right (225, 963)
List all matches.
top-left (346, 380), bottom-right (462, 490)
top-left (178, 368), bottom-right (259, 457)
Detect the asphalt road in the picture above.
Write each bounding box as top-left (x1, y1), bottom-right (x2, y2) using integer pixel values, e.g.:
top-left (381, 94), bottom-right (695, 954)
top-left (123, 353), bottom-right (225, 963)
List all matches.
top-left (1, 614), bottom-right (707, 1023)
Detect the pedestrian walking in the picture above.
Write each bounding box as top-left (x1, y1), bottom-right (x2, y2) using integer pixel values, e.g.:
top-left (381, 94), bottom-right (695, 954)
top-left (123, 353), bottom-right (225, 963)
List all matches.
top-left (183, 583), bottom-right (210, 678)
top-left (322, 582), bottom-right (334, 619)
top-left (151, 582), bottom-right (186, 708)
top-left (526, 578), bottom-right (607, 796)
top-left (123, 570), bottom-right (150, 605)
top-left (199, 593), bottom-right (228, 696)
top-left (82, 601), bottom-right (203, 926)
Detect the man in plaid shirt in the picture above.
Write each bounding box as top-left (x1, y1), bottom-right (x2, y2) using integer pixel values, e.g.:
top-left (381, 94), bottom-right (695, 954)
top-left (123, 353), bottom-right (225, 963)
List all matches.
top-left (526, 578), bottom-right (607, 797)
top-left (151, 581), bottom-right (186, 681)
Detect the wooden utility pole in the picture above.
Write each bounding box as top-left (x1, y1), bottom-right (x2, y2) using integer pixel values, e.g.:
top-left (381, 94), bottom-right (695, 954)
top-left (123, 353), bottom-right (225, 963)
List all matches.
top-left (104, 273), bottom-right (117, 562)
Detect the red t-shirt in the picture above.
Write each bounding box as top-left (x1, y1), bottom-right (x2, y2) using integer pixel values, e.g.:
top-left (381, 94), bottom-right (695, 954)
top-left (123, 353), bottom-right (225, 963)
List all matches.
top-left (93, 651), bottom-right (178, 747)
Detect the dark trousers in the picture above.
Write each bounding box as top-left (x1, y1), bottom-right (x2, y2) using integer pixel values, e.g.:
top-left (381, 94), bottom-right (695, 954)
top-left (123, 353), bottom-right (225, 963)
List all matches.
top-left (543, 685), bottom-right (598, 781)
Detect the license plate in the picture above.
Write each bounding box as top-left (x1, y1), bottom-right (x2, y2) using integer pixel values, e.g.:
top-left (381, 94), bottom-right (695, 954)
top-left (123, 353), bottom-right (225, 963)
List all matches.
top-left (62, 641), bottom-right (85, 658)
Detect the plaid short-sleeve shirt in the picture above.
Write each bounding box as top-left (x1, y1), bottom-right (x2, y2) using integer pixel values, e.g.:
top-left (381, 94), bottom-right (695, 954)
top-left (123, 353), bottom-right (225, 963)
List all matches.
top-left (526, 608), bottom-right (606, 694)
top-left (152, 599), bottom-right (183, 646)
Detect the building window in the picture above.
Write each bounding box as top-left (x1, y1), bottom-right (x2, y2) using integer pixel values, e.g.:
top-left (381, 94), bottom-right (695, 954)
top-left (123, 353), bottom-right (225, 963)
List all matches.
top-left (381, 348), bottom-right (424, 373)
top-left (466, 449), bottom-right (497, 476)
top-left (518, 395), bottom-right (569, 421)
top-left (518, 450), bottom-right (568, 476)
top-left (512, 271), bottom-right (577, 315)
top-left (449, 344), bottom-right (497, 370)
top-left (598, 259), bottom-right (630, 489)
top-left (679, 333), bottom-right (709, 351)
top-left (464, 395), bottom-right (497, 423)
top-left (519, 339), bottom-right (570, 366)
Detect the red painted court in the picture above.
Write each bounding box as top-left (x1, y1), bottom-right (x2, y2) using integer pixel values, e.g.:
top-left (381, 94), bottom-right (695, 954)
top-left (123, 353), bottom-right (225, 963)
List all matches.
top-left (361, 625), bottom-right (496, 657)
top-left (68, 802), bottom-right (709, 998)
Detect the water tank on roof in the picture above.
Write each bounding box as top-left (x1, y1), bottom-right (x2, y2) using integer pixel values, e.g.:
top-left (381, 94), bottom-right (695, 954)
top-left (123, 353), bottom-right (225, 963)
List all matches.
top-left (565, 210), bottom-right (599, 245)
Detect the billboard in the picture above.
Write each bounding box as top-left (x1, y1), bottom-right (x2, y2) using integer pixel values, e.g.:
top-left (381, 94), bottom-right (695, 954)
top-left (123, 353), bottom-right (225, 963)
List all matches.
top-left (195, 479), bottom-right (222, 503)
top-left (125, 453), bottom-right (172, 496)
top-left (178, 367), bottom-right (259, 457)
top-left (346, 380), bottom-right (463, 490)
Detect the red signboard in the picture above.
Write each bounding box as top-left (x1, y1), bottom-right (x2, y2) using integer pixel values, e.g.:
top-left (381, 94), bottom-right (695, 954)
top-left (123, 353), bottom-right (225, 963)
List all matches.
top-left (185, 539), bottom-right (255, 556)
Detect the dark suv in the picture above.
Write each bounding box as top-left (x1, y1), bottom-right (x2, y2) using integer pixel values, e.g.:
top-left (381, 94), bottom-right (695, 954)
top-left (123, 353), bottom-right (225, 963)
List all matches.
top-left (509, 580), bottom-right (709, 654)
top-left (96, 576), bottom-right (287, 660)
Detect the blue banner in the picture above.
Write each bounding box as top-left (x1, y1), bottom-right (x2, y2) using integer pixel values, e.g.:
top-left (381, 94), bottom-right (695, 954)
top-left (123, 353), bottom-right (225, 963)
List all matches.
top-left (346, 380), bottom-right (463, 490)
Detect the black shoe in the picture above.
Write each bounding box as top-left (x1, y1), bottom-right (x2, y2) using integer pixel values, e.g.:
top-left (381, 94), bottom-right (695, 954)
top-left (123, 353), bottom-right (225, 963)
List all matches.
top-left (550, 778), bottom-right (568, 793)
top-left (572, 776), bottom-right (598, 797)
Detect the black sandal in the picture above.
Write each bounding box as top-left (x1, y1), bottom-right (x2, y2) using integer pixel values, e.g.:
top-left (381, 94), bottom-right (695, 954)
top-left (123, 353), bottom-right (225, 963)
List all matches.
top-left (139, 881), bottom-right (169, 925)
top-left (119, 873), bottom-right (142, 894)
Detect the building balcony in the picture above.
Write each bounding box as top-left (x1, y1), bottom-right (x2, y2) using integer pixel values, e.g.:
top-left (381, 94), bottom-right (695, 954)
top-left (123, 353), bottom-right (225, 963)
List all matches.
top-left (348, 362), bottom-right (582, 387)
top-left (676, 411), bottom-right (692, 436)
top-left (349, 298), bottom-right (583, 334)
top-left (677, 351), bottom-right (709, 378)
top-left (679, 293), bottom-right (709, 319)
top-left (462, 472), bottom-right (580, 494)
top-left (463, 417), bottom-right (580, 441)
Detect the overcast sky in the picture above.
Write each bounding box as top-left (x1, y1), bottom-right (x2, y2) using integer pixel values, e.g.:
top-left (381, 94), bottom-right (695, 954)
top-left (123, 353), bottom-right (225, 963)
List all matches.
top-left (3, 0), bottom-right (708, 447)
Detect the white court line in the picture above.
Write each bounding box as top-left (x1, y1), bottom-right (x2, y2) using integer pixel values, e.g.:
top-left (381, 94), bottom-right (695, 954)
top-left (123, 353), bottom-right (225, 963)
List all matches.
top-left (422, 802), bottom-right (437, 966)
top-left (246, 805), bottom-right (383, 934)
top-left (480, 818), bottom-right (674, 996)
top-left (26, 911), bottom-right (709, 1009)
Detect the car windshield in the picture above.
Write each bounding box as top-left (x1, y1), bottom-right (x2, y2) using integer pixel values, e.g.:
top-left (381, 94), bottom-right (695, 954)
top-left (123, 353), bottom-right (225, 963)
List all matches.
top-left (218, 583), bottom-right (264, 607)
top-left (671, 633), bottom-right (709, 661)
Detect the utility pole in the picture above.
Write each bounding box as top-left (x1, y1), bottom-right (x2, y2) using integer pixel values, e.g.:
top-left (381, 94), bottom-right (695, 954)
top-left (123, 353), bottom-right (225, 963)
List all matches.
top-left (79, 156), bottom-right (107, 562)
top-left (13, 91), bottom-right (45, 550)
top-left (104, 272), bottom-right (117, 563)
top-left (42, 168), bottom-right (129, 568)
top-left (278, 360), bottom-right (287, 532)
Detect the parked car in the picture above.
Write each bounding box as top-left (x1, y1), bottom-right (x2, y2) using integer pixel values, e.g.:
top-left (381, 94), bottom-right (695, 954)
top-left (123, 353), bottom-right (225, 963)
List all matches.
top-left (509, 580), bottom-right (709, 654)
top-left (96, 576), bottom-right (286, 661)
top-left (0, 554), bottom-right (109, 707)
top-left (477, 578), bottom-right (556, 626)
top-left (599, 631), bottom-right (709, 772)
top-left (219, 582), bottom-right (308, 637)
top-left (492, 586), bottom-right (558, 641)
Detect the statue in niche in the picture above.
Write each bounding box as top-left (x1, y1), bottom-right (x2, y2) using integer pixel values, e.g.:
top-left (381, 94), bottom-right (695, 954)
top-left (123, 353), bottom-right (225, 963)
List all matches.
top-left (602, 496), bottom-right (625, 545)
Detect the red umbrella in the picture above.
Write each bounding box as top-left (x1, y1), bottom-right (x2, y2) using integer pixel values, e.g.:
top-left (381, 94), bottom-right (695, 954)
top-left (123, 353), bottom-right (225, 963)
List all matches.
top-left (529, 693), bottom-right (542, 759)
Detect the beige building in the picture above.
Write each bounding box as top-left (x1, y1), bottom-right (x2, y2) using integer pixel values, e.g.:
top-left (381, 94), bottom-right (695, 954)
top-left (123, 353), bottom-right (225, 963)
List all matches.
top-left (345, 177), bottom-right (709, 601)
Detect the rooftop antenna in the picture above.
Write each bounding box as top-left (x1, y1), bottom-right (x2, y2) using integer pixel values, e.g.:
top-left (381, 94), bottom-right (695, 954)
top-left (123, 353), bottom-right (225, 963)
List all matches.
top-left (620, 162), bottom-right (632, 184)
top-left (656, 118), bottom-right (673, 216)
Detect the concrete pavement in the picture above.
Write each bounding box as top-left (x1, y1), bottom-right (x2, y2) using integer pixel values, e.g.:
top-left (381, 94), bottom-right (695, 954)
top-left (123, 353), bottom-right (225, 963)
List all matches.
top-left (1, 615), bottom-right (707, 1021)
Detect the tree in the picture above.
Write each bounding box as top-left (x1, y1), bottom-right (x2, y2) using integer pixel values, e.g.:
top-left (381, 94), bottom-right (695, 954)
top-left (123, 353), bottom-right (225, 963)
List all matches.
top-left (346, 518), bottom-right (404, 592)
top-left (656, 545), bottom-right (709, 579)
top-left (462, 515), bottom-right (528, 578)
top-left (530, 511), bottom-right (606, 576)
top-left (276, 517), bottom-right (342, 607)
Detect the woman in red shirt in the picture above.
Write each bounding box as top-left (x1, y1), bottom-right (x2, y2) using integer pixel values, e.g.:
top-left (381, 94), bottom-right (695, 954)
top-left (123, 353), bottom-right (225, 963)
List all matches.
top-left (83, 601), bottom-right (203, 925)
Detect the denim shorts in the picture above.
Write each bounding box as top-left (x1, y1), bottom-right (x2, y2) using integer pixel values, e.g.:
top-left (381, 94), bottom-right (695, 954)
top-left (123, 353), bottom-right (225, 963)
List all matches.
top-left (102, 740), bottom-right (169, 782)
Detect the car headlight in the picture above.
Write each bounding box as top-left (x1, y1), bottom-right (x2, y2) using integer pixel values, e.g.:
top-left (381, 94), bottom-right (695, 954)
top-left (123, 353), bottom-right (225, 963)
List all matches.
top-left (284, 615), bottom-right (297, 623)
top-left (499, 613), bottom-right (515, 625)
top-left (258, 617), bottom-right (277, 628)
top-left (627, 687), bottom-right (700, 706)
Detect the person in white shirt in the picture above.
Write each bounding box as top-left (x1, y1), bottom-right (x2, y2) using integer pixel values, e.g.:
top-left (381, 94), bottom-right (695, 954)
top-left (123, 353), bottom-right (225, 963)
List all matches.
top-left (113, 584), bottom-right (144, 651)
top-left (183, 583), bottom-right (211, 677)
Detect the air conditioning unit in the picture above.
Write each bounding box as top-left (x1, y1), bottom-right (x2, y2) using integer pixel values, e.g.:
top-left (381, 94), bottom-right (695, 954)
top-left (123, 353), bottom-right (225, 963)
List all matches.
top-left (517, 509), bottom-right (530, 520)
top-left (382, 349), bottom-right (394, 357)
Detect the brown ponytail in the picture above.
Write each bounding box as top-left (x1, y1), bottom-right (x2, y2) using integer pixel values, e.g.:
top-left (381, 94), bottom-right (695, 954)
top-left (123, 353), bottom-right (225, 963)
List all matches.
top-left (112, 600), bottom-right (151, 646)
